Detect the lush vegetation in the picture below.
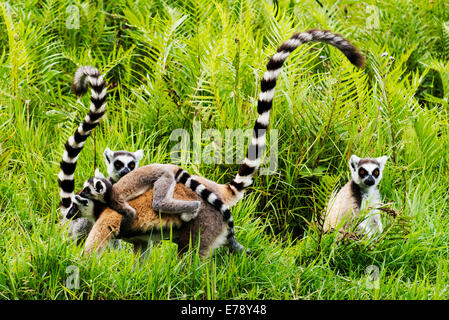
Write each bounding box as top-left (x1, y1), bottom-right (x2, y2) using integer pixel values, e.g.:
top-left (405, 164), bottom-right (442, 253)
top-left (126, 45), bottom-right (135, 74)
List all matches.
top-left (1, 0), bottom-right (449, 299)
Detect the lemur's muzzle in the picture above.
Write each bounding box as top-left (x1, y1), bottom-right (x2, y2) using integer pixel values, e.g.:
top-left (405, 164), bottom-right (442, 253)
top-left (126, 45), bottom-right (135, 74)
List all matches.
top-left (119, 167), bottom-right (130, 177)
top-left (364, 176), bottom-right (375, 186)
top-left (66, 203), bottom-right (80, 220)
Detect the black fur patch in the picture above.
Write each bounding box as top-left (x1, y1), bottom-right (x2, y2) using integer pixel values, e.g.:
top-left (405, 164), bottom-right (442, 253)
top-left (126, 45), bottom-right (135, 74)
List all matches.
top-left (65, 142), bottom-right (83, 158)
top-left (350, 180), bottom-right (362, 209)
top-left (189, 179), bottom-right (200, 191)
top-left (179, 171), bottom-right (190, 184)
top-left (58, 179), bottom-right (75, 193)
top-left (200, 188), bottom-right (212, 201)
top-left (230, 179), bottom-right (245, 192)
top-left (254, 120), bottom-right (268, 132)
top-left (278, 42), bottom-right (296, 53)
top-left (212, 198), bottom-right (223, 211)
top-left (174, 168), bottom-right (183, 180)
top-left (266, 57), bottom-right (284, 71)
top-left (90, 95), bottom-right (106, 109)
top-left (73, 130), bottom-right (89, 144)
top-left (88, 110), bottom-right (105, 122)
top-left (60, 161), bottom-right (77, 175)
top-left (223, 209), bottom-right (231, 221)
top-left (93, 201), bottom-right (106, 221)
top-left (90, 83), bottom-right (105, 93)
top-left (60, 197), bottom-right (72, 208)
top-left (81, 120), bottom-right (97, 132)
top-left (261, 78), bottom-right (277, 92)
top-left (257, 100), bottom-right (272, 114)
top-left (238, 163), bottom-right (255, 177)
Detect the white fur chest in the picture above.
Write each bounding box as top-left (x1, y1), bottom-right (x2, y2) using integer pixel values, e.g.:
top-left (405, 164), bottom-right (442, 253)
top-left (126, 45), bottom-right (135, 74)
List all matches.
top-left (360, 187), bottom-right (381, 211)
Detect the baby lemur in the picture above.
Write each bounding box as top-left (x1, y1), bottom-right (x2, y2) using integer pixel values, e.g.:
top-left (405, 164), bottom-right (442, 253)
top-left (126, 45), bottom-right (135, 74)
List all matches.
top-left (60, 29), bottom-right (366, 257)
top-left (323, 155), bottom-right (388, 238)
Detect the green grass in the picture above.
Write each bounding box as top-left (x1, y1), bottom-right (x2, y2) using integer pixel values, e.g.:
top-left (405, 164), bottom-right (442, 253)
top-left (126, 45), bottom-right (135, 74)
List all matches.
top-left (1, 0), bottom-right (449, 299)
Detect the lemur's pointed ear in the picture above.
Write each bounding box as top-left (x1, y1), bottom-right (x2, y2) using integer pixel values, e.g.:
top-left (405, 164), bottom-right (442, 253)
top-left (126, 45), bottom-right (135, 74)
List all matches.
top-left (349, 155), bottom-right (360, 172)
top-left (134, 149), bottom-right (144, 161)
top-left (94, 168), bottom-right (106, 180)
top-left (376, 155), bottom-right (389, 170)
top-left (103, 148), bottom-right (113, 164)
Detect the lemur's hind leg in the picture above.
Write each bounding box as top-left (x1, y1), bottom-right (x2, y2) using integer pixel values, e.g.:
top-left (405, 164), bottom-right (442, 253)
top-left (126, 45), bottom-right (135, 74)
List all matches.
top-left (132, 240), bottom-right (150, 268)
top-left (176, 205), bottom-right (229, 258)
top-left (84, 210), bottom-right (121, 255)
top-left (152, 172), bottom-right (201, 222)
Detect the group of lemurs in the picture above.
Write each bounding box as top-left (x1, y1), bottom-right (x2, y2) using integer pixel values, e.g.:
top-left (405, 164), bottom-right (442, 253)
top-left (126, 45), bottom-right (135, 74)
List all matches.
top-left (58, 29), bottom-right (388, 259)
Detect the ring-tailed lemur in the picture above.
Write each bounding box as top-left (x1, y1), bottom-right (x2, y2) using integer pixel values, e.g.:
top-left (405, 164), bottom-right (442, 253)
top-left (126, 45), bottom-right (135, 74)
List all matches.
top-left (323, 155), bottom-right (388, 238)
top-left (104, 148), bottom-right (143, 184)
top-left (61, 29), bottom-right (365, 257)
top-left (66, 148), bottom-right (144, 241)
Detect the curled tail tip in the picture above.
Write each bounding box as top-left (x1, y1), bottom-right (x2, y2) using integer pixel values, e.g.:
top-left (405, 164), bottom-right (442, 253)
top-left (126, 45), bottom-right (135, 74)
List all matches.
top-left (71, 65), bottom-right (102, 96)
top-left (72, 66), bottom-right (89, 96)
top-left (304, 29), bottom-right (366, 68)
top-left (348, 49), bottom-right (366, 68)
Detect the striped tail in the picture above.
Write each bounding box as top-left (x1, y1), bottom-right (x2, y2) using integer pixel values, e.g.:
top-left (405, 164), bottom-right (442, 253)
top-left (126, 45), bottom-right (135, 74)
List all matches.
top-left (175, 168), bottom-right (245, 251)
top-left (228, 29), bottom-right (365, 201)
top-left (58, 66), bottom-right (107, 219)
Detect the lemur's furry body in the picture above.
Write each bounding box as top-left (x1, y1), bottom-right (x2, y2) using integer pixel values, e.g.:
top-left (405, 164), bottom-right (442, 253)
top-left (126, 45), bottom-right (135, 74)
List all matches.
top-left (323, 155), bottom-right (388, 238)
top-left (59, 29), bottom-right (365, 257)
top-left (80, 165), bottom-right (203, 225)
top-left (83, 185), bottom-right (228, 257)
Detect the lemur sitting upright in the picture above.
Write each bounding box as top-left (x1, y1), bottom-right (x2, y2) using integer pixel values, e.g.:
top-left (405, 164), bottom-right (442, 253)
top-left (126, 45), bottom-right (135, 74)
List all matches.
top-left (66, 148), bottom-right (143, 241)
top-left (59, 29), bottom-right (366, 257)
top-left (323, 155), bottom-right (388, 238)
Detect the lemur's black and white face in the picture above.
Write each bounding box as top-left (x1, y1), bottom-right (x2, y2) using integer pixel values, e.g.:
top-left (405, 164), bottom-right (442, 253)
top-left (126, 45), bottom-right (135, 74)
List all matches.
top-left (104, 147), bottom-right (143, 182)
top-left (79, 169), bottom-right (111, 203)
top-left (349, 155), bottom-right (388, 189)
top-left (67, 195), bottom-right (95, 221)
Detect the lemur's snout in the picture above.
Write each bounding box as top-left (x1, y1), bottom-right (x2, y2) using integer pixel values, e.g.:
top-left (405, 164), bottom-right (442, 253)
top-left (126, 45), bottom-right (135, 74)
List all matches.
top-left (79, 188), bottom-right (90, 198)
top-left (120, 168), bottom-right (130, 176)
top-left (66, 204), bottom-right (79, 219)
top-left (364, 176), bottom-right (375, 186)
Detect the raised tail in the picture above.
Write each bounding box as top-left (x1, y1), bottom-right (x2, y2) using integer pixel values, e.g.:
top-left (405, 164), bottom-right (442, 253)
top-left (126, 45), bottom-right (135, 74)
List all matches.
top-left (58, 66), bottom-right (107, 219)
top-left (228, 29), bottom-right (365, 201)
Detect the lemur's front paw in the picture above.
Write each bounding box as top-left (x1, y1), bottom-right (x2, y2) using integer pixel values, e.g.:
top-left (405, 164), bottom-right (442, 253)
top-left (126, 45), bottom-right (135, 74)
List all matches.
top-left (180, 212), bottom-right (193, 222)
top-left (180, 201), bottom-right (201, 222)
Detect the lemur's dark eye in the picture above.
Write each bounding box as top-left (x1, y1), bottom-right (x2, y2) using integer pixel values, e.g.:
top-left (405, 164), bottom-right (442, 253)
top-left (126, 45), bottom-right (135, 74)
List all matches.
top-left (372, 169), bottom-right (380, 177)
top-left (114, 160), bottom-right (123, 169)
top-left (95, 181), bottom-right (103, 192)
top-left (128, 161), bottom-right (135, 169)
top-left (358, 168), bottom-right (367, 177)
